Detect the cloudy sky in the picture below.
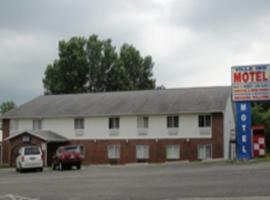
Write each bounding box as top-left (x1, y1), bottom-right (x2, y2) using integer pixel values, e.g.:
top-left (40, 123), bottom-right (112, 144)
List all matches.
top-left (1, 0), bottom-right (270, 105)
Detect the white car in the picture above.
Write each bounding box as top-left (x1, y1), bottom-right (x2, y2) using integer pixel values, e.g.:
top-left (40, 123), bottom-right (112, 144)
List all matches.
top-left (16, 146), bottom-right (43, 172)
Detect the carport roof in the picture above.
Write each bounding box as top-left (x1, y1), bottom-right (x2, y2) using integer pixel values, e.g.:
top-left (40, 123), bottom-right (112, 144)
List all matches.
top-left (4, 130), bottom-right (69, 143)
top-left (2, 86), bottom-right (231, 119)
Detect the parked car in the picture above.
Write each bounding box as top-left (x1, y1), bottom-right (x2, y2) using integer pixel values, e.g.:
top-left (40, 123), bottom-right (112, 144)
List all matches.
top-left (52, 145), bottom-right (83, 170)
top-left (16, 145), bottom-right (43, 172)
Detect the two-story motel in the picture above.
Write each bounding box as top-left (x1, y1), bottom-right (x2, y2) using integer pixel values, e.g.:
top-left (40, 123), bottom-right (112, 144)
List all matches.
top-left (1, 86), bottom-right (235, 166)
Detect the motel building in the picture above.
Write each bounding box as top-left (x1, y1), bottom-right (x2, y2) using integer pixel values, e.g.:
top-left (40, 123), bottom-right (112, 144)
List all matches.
top-left (1, 86), bottom-right (235, 166)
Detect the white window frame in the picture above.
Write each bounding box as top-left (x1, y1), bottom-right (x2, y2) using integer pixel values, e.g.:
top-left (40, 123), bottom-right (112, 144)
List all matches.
top-left (197, 144), bottom-right (212, 160)
top-left (136, 144), bottom-right (149, 159)
top-left (198, 115), bottom-right (212, 135)
top-left (167, 115), bottom-right (179, 135)
top-left (109, 117), bottom-right (120, 129)
top-left (10, 119), bottom-right (19, 134)
top-left (32, 119), bottom-right (42, 130)
top-left (137, 116), bottom-right (149, 136)
top-left (109, 117), bottom-right (120, 136)
top-left (74, 118), bottom-right (84, 130)
top-left (166, 144), bottom-right (180, 160)
top-left (74, 118), bottom-right (84, 136)
top-left (167, 115), bottom-right (179, 128)
top-left (198, 115), bottom-right (211, 127)
top-left (107, 144), bottom-right (120, 159)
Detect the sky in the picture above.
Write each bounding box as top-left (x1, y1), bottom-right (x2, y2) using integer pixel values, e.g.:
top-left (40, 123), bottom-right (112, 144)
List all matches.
top-left (1, 0), bottom-right (270, 105)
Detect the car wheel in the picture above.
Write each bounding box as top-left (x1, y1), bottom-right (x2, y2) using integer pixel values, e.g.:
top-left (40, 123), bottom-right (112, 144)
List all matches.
top-left (77, 164), bottom-right (81, 170)
top-left (59, 162), bottom-right (63, 171)
top-left (39, 168), bottom-right (43, 172)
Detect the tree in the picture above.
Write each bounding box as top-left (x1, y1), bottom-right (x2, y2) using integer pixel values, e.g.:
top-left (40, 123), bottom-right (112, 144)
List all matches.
top-left (252, 102), bottom-right (270, 151)
top-left (43, 34), bottom-right (156, 94)
top-left (0, 101), bottom-right (16, 114)
top-left (43, 37), bottom-right (89, 94)
top-left (119, 44), bottom-right (155, 90)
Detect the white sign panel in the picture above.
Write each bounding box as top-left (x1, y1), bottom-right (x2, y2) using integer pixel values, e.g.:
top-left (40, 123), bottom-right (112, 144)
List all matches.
top-left (232, 64), bottom-right (270, 101)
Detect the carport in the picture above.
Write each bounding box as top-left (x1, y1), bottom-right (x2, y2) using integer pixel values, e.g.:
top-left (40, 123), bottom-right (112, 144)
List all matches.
top-left (4, 130), bottom-right (69, 166)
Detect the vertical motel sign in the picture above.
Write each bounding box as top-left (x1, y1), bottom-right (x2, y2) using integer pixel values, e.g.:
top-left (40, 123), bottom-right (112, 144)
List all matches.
top-left (231, 64), bottom-right (270, 160)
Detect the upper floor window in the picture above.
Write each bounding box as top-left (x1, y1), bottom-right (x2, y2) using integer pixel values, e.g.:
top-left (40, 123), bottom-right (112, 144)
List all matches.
top-left (10, 119), bottom-right (19, 133)
top-left (109, 117), bottom-right (119, 129)
top-left (198, 115), bottom-right (211, 127)
top-left (167, 116), bottom-right (179, 128)
top-left (137, 116), bottom-right (148, 129)
top-left (74, 118), bottom-right (84, 130)
top-left (33, 119), bottom-right (42, 130)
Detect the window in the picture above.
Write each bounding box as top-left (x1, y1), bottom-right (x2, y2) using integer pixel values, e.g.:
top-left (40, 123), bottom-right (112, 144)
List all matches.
top-left (136, 145), bottom-right (149, 159)
top-left (10, 119), bottom-right (19, 133)
top-left (137, 116), bottom-right (148, 128)
top-left (33, 120), bottom-right (42, 130)
top-left (198, 115), bottom-right (211, 127)
top-left (166, 145), bottom-right (180, 160)
top-left (167, 116), bottom-right (179, 128)
top-left (74, 118), bottom-right (84, 129)
top-left (109, 117), bottom-right (119, 129)
top-left (107, 144), bottom-right (120, 159)
top-left (198, 144), bottom-right (212, 160)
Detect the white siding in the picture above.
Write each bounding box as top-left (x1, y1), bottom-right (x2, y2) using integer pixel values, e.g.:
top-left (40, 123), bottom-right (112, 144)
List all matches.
top-left (223, 96), bottom-right (235, 159)
top-left (19, 119), bottom-right (32, 130)
top-left (14, 114), bottom-right (213, 140)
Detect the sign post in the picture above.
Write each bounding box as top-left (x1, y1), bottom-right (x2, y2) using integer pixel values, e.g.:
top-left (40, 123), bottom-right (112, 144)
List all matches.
top-left (232, 64), bottom-right (270, 160)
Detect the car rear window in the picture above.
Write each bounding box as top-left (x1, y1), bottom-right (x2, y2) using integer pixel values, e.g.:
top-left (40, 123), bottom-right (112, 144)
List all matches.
top-left (64, 146), bottom-right (78, 153)
top-left (24, 147), bottom-right (40, 155)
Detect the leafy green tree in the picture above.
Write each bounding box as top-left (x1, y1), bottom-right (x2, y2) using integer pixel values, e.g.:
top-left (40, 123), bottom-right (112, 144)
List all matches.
top-left (43, 37), bottom-right (89, 94)
top-left (0, 101), bottom-right (16, 114)
top-left (43, 34), bottom-right (156, 94)
top-left (252, 102), bottom-right (270, 151)
top-left (120, 44), bottom-right (155, 90)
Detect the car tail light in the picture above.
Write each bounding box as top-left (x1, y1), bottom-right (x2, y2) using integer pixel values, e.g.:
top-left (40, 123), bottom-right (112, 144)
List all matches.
top-left (41, 151), bottom-right (44, 160)
top-left (21, 156), bottom-right (25, 162)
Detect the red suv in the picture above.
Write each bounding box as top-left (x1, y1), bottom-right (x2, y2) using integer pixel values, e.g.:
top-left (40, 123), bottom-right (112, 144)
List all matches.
top-left (52, 145), bottom-right (83, 171)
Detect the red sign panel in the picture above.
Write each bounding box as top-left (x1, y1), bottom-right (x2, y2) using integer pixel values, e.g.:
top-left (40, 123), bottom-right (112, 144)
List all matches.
top-left (231, 64), bottom-right (270, 101)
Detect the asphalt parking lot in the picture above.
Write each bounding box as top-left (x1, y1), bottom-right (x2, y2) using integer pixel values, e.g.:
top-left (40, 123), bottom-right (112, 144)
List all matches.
top-left (0, 161), bottom-right (270, 200)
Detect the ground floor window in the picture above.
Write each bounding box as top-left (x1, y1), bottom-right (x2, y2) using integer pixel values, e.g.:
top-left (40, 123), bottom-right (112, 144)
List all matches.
top-left (136, 145), bottom-right (149, 160)
top-left (166, 144), bottom-right (180, 160)
top-left (197, 144), bottom-right (212, 160)
top-left (107, 144), bottom-right (120, 159)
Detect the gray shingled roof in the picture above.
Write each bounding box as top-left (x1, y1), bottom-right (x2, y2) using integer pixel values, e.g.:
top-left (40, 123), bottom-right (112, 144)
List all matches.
top-left (5, 130), bottom-right (69, 142)
top-left (2, 86), bottom-right (231, 119)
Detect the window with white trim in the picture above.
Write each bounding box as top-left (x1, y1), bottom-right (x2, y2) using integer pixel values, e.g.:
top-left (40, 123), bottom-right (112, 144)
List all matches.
top-left (137, 116), bottom-right (148, 136)
top-left (137, 116), bottom-right (148, 128)
top-left (198, 115), bottom-right (211, 127)
top-left (107, 144), bottom-right (120, 159)
top-left (166, 144), bottom-right (180, 160)
top-left (109, 117), bottom-right (120, 129)
top-left (32, 119), bottom-right (42, 130)
top-left (136, 145), bottom-right (149, 159)
top-left (167, 116), bottom-right (179, 128)
top-left (74, 118), bottom-right (84, 130)
top-left (10, 119), bottom-right (19, 134)
top-left (197, 144), bottom-right (212, 160)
